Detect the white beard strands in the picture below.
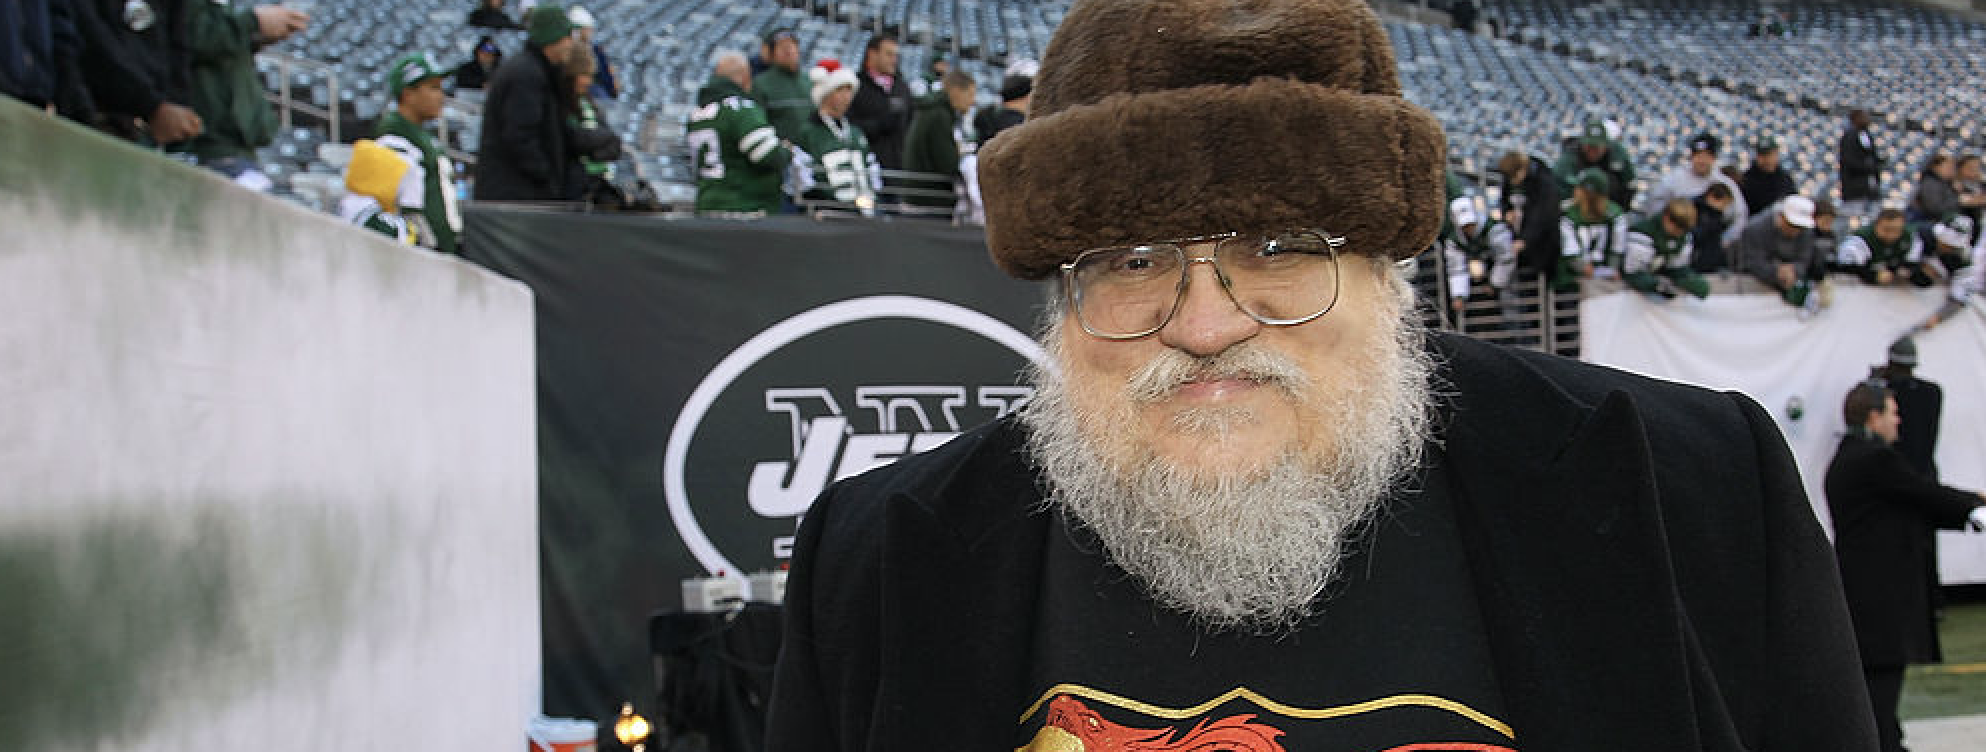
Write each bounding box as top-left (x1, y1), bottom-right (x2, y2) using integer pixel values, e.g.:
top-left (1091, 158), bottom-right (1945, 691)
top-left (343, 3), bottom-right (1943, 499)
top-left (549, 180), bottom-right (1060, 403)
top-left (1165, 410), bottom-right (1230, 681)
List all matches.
top-left (1020, 265), bottom-right (1435, 634)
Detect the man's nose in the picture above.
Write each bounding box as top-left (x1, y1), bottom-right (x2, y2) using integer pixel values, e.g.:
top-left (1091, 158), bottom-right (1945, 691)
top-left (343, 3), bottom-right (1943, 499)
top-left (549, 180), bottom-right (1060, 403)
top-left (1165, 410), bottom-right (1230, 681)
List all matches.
top-left (1157, 260), bottom-right (1261, 357)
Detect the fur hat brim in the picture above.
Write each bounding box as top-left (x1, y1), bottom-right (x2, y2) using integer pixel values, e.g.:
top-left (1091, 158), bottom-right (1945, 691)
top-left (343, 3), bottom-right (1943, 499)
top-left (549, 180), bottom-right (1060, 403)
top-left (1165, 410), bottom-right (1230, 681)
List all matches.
top-left (978, 76), bottom-right (1445, 280)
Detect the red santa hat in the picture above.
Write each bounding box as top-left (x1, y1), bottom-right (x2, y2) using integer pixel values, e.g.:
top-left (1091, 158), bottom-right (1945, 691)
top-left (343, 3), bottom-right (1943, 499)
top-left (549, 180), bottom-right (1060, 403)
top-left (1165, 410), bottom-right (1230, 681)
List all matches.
top-left (810, 59), bottom-right (860, 107)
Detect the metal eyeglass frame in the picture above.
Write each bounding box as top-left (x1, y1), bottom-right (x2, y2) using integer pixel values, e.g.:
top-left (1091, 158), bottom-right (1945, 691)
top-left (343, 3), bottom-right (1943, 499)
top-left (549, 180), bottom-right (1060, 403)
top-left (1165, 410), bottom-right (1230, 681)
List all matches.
top-left (1058, 229), bottom-right (1347, 340)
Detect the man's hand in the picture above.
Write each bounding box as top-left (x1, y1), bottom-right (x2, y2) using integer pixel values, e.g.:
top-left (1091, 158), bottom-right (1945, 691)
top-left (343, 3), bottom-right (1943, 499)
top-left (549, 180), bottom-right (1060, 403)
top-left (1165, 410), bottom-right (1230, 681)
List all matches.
top-left (147, 102), bottom-right (204, 144)
top-left (1777, 263), bottom-right (1797, 290)
top-left (1876, 268), bottom-right (1894, 286)
top-left (254, 6), bottom-right (310, 43)
top-left (1969, 503), bottom-right (1986, 532)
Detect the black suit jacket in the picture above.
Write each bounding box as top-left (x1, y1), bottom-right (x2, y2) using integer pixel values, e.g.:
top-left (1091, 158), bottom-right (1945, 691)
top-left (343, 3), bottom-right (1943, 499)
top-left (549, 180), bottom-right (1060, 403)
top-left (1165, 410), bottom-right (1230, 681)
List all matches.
top-left (767, 333), bottom-right (1875, 751)
top-left (1826, 432), bottom-right (1978, 666)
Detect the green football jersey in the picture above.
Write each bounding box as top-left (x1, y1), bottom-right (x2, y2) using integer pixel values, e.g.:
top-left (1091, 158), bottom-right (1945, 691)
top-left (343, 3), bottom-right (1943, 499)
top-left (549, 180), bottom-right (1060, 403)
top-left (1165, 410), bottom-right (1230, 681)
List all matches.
top-left (687, 77), bottom-right (792, 213)
top-left (792, 113), bottom-right (878, 204)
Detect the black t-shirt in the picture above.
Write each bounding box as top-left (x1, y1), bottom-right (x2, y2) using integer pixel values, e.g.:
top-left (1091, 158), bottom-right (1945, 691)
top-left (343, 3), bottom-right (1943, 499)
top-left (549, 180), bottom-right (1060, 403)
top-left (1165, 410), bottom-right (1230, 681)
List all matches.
top-left (1017, 450), bottom-right (1516, 751)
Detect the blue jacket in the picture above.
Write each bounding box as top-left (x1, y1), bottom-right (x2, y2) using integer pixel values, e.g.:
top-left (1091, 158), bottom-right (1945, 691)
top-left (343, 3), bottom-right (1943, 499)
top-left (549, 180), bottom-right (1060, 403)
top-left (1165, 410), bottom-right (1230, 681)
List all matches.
top-left (0, 0), bottom-right (80, 111)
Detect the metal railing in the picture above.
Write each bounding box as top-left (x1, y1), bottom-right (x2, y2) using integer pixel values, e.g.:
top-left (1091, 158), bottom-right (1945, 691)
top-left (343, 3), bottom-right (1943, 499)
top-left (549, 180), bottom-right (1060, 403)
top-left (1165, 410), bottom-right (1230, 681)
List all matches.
top-left (260, 51), bottom-right (343, 144)
top-left (259, 51), bottom-right (487, 165)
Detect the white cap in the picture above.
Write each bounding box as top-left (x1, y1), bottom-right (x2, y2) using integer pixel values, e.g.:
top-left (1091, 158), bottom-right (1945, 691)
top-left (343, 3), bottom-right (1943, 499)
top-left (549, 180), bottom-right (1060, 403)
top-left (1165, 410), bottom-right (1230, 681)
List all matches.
top-left (1935, 218), bottom-right (1972, 248)
top-left (1449, 196), bottom-right (1481, 228)
top-left (1780, 195), bottom-right (1815, 229)
top-left (568, 5), bottom-right (595, 28)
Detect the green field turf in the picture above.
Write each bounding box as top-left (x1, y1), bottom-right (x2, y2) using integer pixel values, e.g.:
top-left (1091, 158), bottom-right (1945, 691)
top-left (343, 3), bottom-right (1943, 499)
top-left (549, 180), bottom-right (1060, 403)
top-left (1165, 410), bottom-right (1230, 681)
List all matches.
top-left (1903, 598), bottom-right (1986, 720)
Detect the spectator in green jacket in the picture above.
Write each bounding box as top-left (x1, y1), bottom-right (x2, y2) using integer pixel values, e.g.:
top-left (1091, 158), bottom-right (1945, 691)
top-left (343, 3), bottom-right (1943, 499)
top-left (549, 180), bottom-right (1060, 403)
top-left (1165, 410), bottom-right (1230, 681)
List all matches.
top-left (791, 60), bottom-right (878, 208)
top-left (901, 69), bottom-right (975, 209)
top-left (1554, 117), bottom-right (1635, 210)
top-left (753, 28), bottom-right (810, 142)
top-left (374, 52), bottom-right (462, 253)
top-left (688, 50), bottom-right (792, 214)
top-left (1558, 167), bottom-right (1628, 289)
top-left (1623, 198), bottom-right (1709, 299)
top-left (175, 1), bottom-right (307, 189)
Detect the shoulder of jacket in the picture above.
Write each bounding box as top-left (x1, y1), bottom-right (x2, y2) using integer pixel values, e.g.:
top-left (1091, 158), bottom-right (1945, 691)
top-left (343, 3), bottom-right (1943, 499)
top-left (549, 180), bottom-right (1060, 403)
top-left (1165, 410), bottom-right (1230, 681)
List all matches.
top-left (813, 417), bottom-right (1037, 534)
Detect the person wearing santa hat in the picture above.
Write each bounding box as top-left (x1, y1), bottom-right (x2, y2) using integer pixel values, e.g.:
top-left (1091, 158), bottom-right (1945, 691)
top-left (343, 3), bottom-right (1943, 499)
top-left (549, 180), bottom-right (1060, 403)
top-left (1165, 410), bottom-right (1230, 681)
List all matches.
top-left (788, 59), bottom-right (878, 209)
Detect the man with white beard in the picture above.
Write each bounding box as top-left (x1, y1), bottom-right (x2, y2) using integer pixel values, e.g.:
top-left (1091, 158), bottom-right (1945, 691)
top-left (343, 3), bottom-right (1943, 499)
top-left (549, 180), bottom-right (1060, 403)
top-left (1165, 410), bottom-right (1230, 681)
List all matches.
top-left (766, 1), bottom-right (1875, 750)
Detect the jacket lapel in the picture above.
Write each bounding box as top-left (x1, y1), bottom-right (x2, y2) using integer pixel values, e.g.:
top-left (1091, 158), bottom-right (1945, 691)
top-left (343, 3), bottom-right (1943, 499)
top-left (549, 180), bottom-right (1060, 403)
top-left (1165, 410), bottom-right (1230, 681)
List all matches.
top-left (869, 421), bottom-right (1051, 749)
top-left (1440, 342), bottom-right (1706, 750)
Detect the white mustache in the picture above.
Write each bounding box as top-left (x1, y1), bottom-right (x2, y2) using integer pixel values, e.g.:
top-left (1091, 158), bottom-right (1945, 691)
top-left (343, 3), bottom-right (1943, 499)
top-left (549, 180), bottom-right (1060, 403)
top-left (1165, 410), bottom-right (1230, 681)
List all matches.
top-left (1122, 342), bottom-right (1314, 403)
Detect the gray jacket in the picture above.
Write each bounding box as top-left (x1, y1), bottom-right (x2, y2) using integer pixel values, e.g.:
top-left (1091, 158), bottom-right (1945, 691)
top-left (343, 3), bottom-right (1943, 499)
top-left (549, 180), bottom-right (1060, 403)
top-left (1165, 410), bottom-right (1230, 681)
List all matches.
top-left (1733, 209), bottom-right (1817, 287)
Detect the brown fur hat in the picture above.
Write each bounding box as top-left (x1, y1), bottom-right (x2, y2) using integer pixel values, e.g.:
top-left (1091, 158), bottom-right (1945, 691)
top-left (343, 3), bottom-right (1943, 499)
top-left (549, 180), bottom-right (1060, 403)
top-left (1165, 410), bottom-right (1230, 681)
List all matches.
top-left (977, 0), bottom-right (1446, 279)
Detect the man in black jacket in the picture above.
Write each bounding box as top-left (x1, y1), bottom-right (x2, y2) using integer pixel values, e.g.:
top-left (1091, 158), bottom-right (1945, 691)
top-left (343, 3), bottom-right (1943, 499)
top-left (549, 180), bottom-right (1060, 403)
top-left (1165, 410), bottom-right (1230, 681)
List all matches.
top-left (1826, 380), bottom-right (1985, 752)
top-left (900, 69), bottom-right (974, 209)
top-left (768, 2), bottom-right (1876, 750)
top-left (73, 0), bottom-right (204, 145)
top-left (1495, 150), bottom-right (1562, 278)
top-left (1740, 135), bottom-right (1796, 214)
top-left (972, 64), bottom-right (1032, 146)
top-left (1840, 109), bottom-right (1884, 220)
top-left (845, 34), bottom-right (910, 171)
top-left (473, 4), bottom-right (573, 201)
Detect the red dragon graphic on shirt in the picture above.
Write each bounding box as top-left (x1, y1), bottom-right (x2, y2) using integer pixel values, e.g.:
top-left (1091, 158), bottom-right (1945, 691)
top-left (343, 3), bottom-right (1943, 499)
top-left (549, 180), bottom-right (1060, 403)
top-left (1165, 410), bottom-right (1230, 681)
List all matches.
top-left (1024, 694), bottom-right (1290, 752)
top-left (1017, 694), bottom-right (1519, 752)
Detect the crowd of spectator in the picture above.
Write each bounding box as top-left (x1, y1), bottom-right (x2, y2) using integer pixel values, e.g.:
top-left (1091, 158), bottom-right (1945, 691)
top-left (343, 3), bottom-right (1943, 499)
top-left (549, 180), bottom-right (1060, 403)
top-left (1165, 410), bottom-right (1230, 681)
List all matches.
top-left (1438, 111), bottom-right (1984, 332)
top-left (2, 0), bottom-right (307, 188)
top-left (1, 0), bottom-right (1982, 335)
top-left (681, 25), bottom-right (1038, 219)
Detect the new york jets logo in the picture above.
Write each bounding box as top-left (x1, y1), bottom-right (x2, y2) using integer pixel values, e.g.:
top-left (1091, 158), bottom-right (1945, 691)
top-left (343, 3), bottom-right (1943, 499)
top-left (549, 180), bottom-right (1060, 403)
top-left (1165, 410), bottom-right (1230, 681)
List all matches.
top-left (663, 296), bottom-right (1046, 582)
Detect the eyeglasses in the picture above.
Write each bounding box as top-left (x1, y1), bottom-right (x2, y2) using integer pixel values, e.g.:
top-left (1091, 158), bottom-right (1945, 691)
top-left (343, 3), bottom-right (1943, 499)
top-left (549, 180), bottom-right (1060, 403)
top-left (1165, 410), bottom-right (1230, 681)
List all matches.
top-left (1059, 229), bottom-right (1345, 340)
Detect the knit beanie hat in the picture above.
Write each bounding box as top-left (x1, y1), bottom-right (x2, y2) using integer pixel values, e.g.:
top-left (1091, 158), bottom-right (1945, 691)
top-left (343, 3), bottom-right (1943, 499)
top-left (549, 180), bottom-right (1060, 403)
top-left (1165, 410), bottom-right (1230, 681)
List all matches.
top-left (977, 0), bottom-right (1446, 279)
top-left (998, 73), bottom-right (1033, 102)
top-left (528, 4), bottom-right (575, 48)
top-left (810, 59), bottom-right (859, 107)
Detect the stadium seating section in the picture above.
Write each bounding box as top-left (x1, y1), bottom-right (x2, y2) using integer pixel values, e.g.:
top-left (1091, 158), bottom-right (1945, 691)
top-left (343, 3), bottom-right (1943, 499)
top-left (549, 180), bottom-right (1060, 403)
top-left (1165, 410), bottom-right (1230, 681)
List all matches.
top-left (247, 0), bottom-right (1986, 217)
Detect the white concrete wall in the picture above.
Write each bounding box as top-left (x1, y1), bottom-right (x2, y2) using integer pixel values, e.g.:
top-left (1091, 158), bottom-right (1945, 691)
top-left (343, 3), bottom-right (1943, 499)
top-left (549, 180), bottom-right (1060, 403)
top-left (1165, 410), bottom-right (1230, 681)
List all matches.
top-left (0, 99), bottom-right (540, 749)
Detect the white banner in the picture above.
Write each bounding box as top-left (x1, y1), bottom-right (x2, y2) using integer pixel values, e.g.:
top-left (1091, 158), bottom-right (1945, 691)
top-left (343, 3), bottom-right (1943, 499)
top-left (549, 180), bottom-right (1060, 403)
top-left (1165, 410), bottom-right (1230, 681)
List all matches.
top-left (1581, 284), bottom-right (1986, 583)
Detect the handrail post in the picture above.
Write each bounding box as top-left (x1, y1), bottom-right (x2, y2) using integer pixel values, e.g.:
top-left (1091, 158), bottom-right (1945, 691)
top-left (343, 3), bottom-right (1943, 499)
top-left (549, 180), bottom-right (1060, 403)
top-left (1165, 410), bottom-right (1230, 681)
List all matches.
top-left (278, 56), bottom-right (292, 133)
top-left (327, 69), bottom-right (341, 144)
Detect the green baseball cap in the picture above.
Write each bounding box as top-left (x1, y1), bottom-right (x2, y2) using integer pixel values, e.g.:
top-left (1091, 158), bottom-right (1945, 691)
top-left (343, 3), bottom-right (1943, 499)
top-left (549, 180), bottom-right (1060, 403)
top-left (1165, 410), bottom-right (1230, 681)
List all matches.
top-left (387, 52), bottom-right (449, 98)
top-left (1580, 119), bottom-right (1609, 146)
top-left (1574, 167), bottom-right (1612, 194)
top-left (1753, 135), bottom-right (1780, 153)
